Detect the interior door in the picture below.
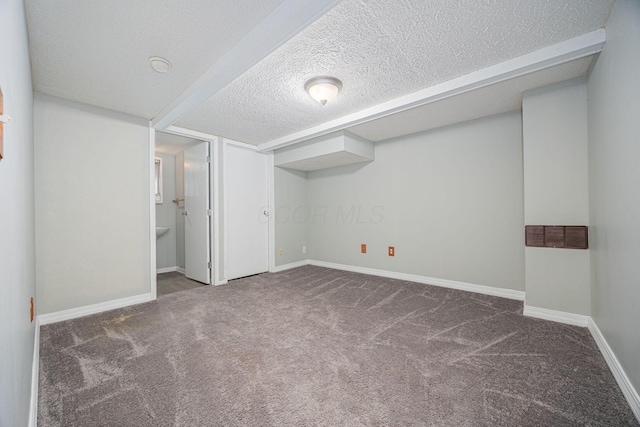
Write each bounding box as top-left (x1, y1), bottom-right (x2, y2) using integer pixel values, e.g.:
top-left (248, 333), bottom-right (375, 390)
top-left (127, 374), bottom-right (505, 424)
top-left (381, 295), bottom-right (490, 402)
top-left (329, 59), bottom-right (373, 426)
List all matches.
top-left (226, 145), bottom-right (269, 280)
top-left (184, 142), bottom-right (210, 284)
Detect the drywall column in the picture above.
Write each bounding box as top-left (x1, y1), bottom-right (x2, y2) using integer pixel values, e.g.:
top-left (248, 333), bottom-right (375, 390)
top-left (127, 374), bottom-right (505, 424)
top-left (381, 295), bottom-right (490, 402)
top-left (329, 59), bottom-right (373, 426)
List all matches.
top-left (522, 78), bottom-right (590, 315)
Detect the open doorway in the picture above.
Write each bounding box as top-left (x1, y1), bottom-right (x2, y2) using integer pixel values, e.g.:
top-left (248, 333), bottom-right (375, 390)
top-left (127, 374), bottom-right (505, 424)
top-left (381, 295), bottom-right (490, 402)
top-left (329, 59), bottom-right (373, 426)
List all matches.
top-left (155, 131), bottom-right (211, 297)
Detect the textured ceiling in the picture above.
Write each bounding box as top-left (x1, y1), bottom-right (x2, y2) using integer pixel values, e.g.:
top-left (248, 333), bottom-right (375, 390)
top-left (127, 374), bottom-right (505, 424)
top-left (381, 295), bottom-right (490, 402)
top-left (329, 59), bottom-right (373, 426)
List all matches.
top-left (27, 0), bottom-right (613, 146)
top-left (177, 0), bottom-right (613, 145)
top-left (26, 0), bottom-right (284, 119)
top-left (348, 57), bottom-right (593, 142)
top-left (155, 132), bottom-right (201, 155)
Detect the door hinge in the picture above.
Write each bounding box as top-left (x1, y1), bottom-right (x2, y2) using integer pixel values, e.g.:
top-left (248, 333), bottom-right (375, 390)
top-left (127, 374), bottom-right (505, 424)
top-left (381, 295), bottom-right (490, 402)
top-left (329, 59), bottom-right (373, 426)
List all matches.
top-left (206, 156), bottom-right (211, 163)
top-left (208, 262), bottom-right (212, 269)
top-left (206, 209), bottom-right (212, 216)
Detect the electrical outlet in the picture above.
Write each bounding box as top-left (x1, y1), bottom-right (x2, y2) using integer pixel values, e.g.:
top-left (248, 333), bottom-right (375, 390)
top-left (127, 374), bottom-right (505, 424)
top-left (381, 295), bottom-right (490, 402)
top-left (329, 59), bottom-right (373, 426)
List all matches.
top-left (278, 248), bottom-right (283, 256)
top-left (302, 245), bottom-right (306, 254)
top-left (388, 246), bottom-right (395, 257)
top-left (361, 244), bottom-right (367, 254)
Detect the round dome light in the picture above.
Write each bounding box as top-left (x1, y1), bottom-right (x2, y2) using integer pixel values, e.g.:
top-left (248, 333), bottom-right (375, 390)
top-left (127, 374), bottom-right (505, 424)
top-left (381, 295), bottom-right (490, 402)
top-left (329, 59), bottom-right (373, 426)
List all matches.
top-left (305, 76), bottom-right (342, 106)
top-left (149, 57), bottom-right (172, 73)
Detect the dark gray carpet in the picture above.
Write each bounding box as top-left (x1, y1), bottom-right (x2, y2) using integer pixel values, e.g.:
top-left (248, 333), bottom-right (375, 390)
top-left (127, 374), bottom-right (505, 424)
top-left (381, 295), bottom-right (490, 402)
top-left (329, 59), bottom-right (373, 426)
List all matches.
top-left (38, 266), bottom-right (637, 426)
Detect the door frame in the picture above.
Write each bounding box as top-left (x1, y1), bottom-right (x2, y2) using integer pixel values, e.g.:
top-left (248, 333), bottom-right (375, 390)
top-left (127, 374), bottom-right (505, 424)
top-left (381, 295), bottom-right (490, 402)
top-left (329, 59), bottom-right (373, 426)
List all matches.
top-left (149, 125), bottom-right (220, 300)
top-left (149, 125), bottom-right (274, 297)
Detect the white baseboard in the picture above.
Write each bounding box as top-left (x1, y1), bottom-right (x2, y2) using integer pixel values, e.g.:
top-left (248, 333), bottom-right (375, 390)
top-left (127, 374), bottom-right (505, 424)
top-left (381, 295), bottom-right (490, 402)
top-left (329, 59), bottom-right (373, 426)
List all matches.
top-left (176, 267), bottom-right (186, 274)
top-left (156, 266), bottom-right (178, 274)
top-left (523, 305), bottom-right (590, 327)
top-left (271, 259), bottom-right (310, 273)
top-left (588, 318), bottom-right (640, 422)
top-left (38, 293), bottom-right (155, 326)
top-left (28, 317), bottom-right (40, 427)
top-left (306, 260), bottom-right (525, 301)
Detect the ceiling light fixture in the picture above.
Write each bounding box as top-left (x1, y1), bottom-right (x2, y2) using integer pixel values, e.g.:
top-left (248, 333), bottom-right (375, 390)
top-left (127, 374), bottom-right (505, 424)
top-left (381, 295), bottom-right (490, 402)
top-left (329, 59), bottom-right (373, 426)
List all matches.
top-left (305, 76), bottom-right (342, 106)
top-left (149, 56), bottom-right (172, 73)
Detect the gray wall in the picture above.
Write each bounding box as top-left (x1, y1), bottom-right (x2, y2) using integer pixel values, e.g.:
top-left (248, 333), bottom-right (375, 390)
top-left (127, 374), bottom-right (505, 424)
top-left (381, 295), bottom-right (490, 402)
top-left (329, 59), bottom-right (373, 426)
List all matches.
top-left (0, 2), bottom-right (36, 425)
top-left (274, 167), bottom-right (308, 266)
top-left (587, 0), bottom-right (640, 396)
top-left (34, 94), bottom-right (151, 314)
top-left (155, 152), bottom-right (177, 269)
top-left (305, 111), bottom-right (525, 291)
top-left (522, 78), bottom-right (590, 315)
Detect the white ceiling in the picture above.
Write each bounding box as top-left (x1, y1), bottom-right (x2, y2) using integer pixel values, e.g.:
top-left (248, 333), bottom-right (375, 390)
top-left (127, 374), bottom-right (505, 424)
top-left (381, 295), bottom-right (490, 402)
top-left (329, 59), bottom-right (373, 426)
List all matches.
top-left (27, 0), bottom-right (284, 118)
top-left (176, 0), bottom-right (613, 145)
top-left (27, 0), bottom-right (614, 148)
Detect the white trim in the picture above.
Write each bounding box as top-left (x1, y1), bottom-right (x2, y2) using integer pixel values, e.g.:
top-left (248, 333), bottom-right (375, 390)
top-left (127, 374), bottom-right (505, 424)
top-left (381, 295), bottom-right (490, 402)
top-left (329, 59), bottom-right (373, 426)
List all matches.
top-left (221, 137), bottom-right (257, 151)
top-left (38, 293), bottom-right (155, 326)
top-left (176, 267), bottom-right (186, 275)
top-left (588, 318), bottom-right (640, 422)
top-left (152, 0), bottom-right (344, 130)
top-left (149, 125), bottom-right (158, 300)
top-left (156, 266), bottom-right (178, 274)
top-left (267, 152), bottom-right (276, 272)
top-left (307, 260), bottom-right (525, 300)
top-left (257, 29), bottom-right (606, 152)
top-left (212, 138), bottom-right (222, 285)
top-left (28, 317), bottom-right (40, 427)
top-left (222, 140), bottom-right (228, 284)
top-left (206, 140), bottom-right (212, 285)
top-left (523, 305), bottom-right (589, 327)
top-left (207, 139), bottom-right (214, 285)
top-left (272, 259), bottom-right (310, 273)
top-left (164, 125), bottom-right (217, 142)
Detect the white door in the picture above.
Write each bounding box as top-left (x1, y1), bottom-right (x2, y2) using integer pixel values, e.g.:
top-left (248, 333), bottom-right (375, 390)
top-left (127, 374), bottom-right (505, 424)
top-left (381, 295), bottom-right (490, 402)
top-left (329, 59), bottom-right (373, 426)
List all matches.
top-left (184, 142), bottom-right (210, 284)
top-left (226, 146), bottom-right (269, 280)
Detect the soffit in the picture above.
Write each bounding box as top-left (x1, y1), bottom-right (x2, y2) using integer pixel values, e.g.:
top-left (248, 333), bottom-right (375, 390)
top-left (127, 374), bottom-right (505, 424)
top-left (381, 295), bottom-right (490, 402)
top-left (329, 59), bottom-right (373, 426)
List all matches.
top-left (348, 57), bottom-right (593, 142)
top-left (177, 0), bottom-right (613, 145)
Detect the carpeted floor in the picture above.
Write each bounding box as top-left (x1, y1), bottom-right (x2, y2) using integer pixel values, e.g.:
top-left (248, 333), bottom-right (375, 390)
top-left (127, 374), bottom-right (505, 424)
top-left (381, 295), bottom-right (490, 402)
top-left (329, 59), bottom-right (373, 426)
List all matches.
top-left (38, 266), bottom-right (637, 426)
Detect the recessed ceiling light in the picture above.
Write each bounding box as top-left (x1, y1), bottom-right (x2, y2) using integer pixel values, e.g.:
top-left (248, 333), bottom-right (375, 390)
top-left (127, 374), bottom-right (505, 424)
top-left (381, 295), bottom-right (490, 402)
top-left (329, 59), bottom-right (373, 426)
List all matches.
top-left (149, 56), bottom-right (172, 73)
top-left (305, 76), bottom-right (342, 105)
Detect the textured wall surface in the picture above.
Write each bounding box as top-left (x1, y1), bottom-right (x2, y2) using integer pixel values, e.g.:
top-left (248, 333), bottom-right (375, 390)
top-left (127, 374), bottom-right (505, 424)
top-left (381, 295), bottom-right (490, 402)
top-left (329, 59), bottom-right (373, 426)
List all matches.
top-left (587, 0), bottom-right (640, 401)
top-left (0, 2), bottom-right (36, 426)
top-left (179, 0), bottom-right (613, 144)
